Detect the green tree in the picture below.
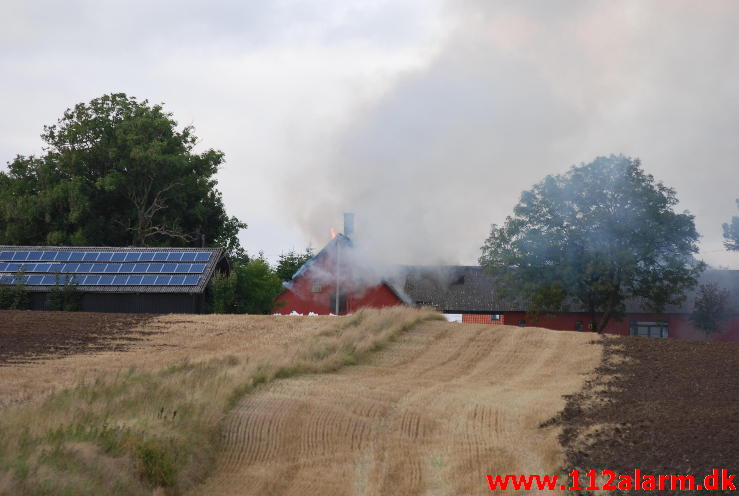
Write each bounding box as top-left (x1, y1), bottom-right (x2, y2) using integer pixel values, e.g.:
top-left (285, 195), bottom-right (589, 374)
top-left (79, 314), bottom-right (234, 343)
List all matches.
top-left (208, 254), bottom-right (283, 314)
top-left (0, 273), bottom-right (30, 310)
top-left (0, 93), bottom-right (246, 257)
top-left (690, 282), bottom-right (730, 337)
top-left (480, 155), bottom-right (704, 332)
top-left (274, 247), bottom-right (314, 281)
top-left (723, 199), bottom-right (739, 250)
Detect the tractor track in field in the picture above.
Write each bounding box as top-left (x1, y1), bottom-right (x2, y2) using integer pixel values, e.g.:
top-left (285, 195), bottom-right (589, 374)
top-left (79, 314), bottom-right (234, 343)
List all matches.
top-left (192, 321), bottom-right (601, 495)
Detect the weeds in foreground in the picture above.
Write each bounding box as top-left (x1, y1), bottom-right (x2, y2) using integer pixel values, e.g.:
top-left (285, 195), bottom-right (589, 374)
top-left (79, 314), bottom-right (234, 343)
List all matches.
top-left (0, 307), bottom-right (442, 495)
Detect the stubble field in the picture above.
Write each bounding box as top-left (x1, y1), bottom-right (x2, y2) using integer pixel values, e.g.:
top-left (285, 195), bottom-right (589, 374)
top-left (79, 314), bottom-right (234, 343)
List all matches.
top-left (1, 309), bottom-right (734, 495)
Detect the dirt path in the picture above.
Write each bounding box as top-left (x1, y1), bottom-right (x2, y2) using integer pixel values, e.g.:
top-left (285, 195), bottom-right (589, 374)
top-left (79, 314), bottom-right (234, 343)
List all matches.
top-left (193, 321), bottom-right (601, 495)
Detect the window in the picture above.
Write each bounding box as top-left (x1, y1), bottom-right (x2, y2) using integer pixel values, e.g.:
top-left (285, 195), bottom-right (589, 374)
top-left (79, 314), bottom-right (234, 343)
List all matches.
top-left (491, 314), bottom-right (501, 322)
top-left (630, 321), bottom-right (669, 338)
top-left (518, 320), bottom-right (526, 327)
top-left (575, 321), bottom-right (584, 331)
top-left (311, 280), bottom-right (322, 293)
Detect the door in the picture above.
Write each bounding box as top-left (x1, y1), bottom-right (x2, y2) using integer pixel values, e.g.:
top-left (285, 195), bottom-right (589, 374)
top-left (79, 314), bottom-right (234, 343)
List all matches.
top-left (328, 292), bottom-right (347, 314)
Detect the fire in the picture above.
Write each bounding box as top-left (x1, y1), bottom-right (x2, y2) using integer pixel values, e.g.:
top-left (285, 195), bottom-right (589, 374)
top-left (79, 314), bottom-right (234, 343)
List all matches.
top-left (330, 228), bottom-right (337, 239)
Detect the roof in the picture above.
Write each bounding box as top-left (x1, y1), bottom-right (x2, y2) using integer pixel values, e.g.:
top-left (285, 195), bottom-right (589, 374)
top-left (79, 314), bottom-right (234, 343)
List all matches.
top-left (396, 266), bottom-right (739, 315)
top-left (0, 246), bottom-right (225, 294)
top-left (287, 234), bottom-right (352, 286)
top-left (389, 266), bottom-right (528, 313)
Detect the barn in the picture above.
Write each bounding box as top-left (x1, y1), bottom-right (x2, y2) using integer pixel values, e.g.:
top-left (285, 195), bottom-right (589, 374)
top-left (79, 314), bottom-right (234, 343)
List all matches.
top-left (275, 236), bottom-right (739, 341)
top-left (275, 234), bottom-right (410, 315)
top-left (0, 246), bottom-right (228, 313)
top-left (396, 265), bottom-right (739, 341)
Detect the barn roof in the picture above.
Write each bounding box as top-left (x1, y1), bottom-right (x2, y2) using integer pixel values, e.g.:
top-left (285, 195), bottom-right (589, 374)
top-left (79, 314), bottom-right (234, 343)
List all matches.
top-left (286, 233), bottom-right (352, 286)
top-left (396, 266), bottom-right (739, 315)
top-left (0, 246), bottom-right (226, 294)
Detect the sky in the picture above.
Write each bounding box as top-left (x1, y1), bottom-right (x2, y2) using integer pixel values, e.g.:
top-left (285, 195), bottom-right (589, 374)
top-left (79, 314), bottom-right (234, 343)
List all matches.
top-left (1, 0), bottom-right (737, 269)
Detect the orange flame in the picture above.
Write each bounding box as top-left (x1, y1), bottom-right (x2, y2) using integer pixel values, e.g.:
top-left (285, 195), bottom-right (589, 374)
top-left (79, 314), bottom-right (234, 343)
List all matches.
top-left (330, 228), bottom-right (337, 239)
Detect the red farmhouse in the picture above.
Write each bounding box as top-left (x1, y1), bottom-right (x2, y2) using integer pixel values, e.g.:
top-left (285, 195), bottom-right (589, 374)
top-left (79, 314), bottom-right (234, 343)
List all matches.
top-left (275, 234), bottom-right (409, 315)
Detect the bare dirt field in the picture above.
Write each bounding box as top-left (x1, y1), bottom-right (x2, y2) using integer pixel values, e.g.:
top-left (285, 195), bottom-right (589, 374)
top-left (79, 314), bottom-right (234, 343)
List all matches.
top-left (552, 336), bottom-right (739, 496)
top-left (0, 310), bottom-right (154, 365)
top-left (192, 321), bottom-right (602, 496)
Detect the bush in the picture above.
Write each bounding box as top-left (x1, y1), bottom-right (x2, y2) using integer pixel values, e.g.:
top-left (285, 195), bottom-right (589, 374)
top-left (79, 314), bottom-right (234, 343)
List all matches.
top-left (136, 439), bottom-right (177, 488)
top-left (0, 273), bottom-right (30, 309)
top-left (208, 256), bottom-right (283, 314)
top-left (47, 275), bottom-right (82, 311)
top-left (690, 282), bottom-right (730, 336)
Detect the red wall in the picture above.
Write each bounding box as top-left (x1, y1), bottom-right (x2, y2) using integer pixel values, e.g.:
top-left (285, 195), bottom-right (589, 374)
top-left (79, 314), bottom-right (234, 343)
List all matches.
top-left (462, 312), bottom-right (739, 341)
top-left (275, 278), bottom-right (401, 315)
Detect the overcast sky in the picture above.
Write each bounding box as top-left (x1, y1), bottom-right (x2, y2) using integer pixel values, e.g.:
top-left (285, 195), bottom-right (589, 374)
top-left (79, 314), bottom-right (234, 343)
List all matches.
top-left (1, 0), bottom-right (737, 268)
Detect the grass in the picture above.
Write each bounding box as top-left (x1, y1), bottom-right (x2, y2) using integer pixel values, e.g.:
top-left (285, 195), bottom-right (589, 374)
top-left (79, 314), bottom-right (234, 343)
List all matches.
top-left (0, 306), bottom-right (442, 495)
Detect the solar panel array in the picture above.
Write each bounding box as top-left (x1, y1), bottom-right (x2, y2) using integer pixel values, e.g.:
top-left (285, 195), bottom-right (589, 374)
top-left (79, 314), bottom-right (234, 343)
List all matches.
top-left (0, 250), bottom-right (213, 287)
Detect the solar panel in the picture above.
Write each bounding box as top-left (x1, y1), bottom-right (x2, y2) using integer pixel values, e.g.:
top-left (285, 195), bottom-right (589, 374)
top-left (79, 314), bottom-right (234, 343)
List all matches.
top-left (0, 248), bottom-right (214, 289)
top-left (12, 252), bottom-right (29, 261)
top-left (97, 252), bottom-right (113, 262)
top-left (152, 252), bottom-right (169, 262)
top-left (138, 252), bottom-right (155, 262)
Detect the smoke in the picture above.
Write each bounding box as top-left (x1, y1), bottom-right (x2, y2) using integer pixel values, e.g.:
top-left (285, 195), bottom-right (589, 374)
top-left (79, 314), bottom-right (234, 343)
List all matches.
top-left (283, 0), bottom-right (739, 269)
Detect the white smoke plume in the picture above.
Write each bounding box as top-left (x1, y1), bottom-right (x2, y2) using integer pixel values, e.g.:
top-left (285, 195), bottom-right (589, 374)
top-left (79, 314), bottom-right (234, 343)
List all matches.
top-left (284, 0), bottom-right (739, 269)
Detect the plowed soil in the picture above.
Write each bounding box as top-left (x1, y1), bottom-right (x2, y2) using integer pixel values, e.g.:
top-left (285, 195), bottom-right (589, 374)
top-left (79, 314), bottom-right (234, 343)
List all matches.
top-left (552, 336), bottom-right (739, 496)
top-left (192, 322), bottom-right (602, 495)
top-left (0, 310), bottom-right (154, 365)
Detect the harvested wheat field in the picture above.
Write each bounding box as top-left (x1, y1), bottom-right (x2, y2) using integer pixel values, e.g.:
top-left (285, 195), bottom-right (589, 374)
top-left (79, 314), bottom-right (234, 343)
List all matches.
top-left (192, 321), bottom-right (601, 496)
top-left (0, 310), bottom-right (337, 407)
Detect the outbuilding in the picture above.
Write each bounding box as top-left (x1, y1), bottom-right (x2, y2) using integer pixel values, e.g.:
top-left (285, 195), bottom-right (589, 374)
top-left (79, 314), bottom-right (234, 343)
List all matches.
top-left (0, 246), bottom-right (228, 313)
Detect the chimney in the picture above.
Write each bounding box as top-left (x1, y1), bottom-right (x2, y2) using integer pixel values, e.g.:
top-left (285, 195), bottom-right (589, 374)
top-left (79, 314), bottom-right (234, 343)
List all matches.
top-left (343, 212), bottom-right (354, 237)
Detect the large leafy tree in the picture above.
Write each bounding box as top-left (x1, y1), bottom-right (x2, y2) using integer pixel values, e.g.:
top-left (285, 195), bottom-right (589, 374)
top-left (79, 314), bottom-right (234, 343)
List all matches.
top-left (0, 93), bottom-right (246, 255)
top-left (480, 155), bottom-right (704, 332)
top-left (723, 199), bottom-right (739, 250)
